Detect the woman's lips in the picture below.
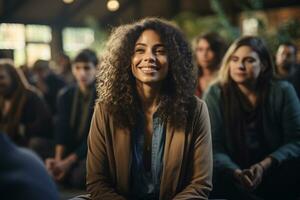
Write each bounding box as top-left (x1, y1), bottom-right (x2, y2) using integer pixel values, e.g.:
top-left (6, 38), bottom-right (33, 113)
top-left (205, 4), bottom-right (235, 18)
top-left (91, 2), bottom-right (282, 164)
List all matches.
top-left (138, 66), bottom-right (159, 73)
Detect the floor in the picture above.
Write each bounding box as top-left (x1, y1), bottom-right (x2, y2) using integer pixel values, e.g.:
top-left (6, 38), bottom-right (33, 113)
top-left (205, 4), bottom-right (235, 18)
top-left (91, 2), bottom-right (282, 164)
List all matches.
top-left (58, 185), bottom-right (86, 200)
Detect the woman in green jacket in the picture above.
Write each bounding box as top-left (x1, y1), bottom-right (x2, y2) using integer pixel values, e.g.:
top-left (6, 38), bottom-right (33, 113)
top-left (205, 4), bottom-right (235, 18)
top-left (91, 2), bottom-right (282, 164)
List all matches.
top-left (204, 36), bottom-right (300, 200)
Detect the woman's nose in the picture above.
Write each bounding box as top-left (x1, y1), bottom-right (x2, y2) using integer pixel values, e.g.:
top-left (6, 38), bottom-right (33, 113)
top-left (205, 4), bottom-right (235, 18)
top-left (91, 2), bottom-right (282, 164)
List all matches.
top-left (237, 61), bottom-right (245, 69)
top-left (144, 51), bottom-right (155, 62)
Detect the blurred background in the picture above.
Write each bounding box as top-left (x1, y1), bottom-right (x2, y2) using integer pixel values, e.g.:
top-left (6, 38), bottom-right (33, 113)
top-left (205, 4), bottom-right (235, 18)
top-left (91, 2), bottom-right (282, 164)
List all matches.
top-left (0, 0), bottom-right (299, 68)
top-left (0, 0), bottom-right (300, 199)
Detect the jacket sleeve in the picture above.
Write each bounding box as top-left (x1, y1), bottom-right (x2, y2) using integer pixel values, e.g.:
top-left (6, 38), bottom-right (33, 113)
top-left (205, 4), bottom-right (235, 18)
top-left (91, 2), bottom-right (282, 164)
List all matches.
top-left (24, 91), bottom-right (53, 139)
top-left (203, 86), bottom-right (240, 172)
top-left (74, 139), bottom-right (87, 160)
top-left (173, 99), bottom-right (213, 199)
top-left (86, 104), bottom-right (126, 200)
top-left (55, 89), bottom-right (70, 145)
top-left (270, 83), bottom-right (300, 163)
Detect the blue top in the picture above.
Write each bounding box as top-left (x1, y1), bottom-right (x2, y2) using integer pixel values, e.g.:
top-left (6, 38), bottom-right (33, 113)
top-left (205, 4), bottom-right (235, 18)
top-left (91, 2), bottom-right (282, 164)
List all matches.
top-left (130, 111), bottom-right (166, 199)
top-left (0, 133), bottom-right (59, 200)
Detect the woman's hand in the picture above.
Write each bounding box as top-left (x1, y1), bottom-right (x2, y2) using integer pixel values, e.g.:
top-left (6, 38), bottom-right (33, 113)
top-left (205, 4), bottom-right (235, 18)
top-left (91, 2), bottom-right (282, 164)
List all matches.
top-left (233, 157), bottom-right (276, 190)
top-left (53, 154), bottom-right (78, 181)
top-left (233, 169), bottom-right (254, 189)
top-left (233, 163), bottom-right (264, 191)
top-left (45, 158), bottom-right (56, 176)
top-left (242, 163), bottom-right (264, 190)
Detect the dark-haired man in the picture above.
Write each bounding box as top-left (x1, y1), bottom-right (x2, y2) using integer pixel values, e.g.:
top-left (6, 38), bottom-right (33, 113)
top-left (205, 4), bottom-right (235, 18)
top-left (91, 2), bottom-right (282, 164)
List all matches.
top-left (275, 42), bottom-right (300, 99)
top-left (45, 49), bottom-right (98, 188)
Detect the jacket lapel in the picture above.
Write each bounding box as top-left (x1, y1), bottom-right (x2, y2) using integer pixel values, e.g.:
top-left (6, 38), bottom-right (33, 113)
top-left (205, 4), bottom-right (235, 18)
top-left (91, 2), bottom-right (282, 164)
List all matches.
top-left (160, 123), bottom-right (185, 199)
top-left (114, 127), bottom-right (131, 195)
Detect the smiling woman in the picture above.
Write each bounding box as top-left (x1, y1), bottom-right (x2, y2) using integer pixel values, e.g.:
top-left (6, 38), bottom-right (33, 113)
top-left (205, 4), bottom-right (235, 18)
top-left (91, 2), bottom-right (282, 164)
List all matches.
top-left (86, 17), bottom-right (213, 200)
top-left (131, 29), bottom-right (169, 85)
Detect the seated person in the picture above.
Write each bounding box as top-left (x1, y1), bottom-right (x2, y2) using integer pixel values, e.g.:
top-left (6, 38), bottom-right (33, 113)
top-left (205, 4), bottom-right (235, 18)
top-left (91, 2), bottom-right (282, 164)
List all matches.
top-left (0, 132), bottom-right (59, 200)
top-left (86, 18), bottom-right (212, 200)
top-left (275, 41), bottom-right (300, 99)
top-left (55, 53), bottom-right (75, 84)
top-left (0, 59), bottom-right (53, 158)
top-left (32, 59), bottom-right (66, 115)
top-left (193, 32), bottom-right (227, 98)
top-left (204, 36), bottom-right (300, 200)
top-left (45, 49), bottom-right (98, 189)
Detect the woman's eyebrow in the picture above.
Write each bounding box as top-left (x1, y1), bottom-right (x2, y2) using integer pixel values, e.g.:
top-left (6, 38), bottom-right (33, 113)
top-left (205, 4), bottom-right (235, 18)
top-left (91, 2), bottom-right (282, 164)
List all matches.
top-left (135, 43), bottom-right (147, 46)
top-left (135, 43), bottom-right (165, 47)
top-left (154, 44), bottom-right (165, 48)
top-left (243, 56), bottom-right (256, 59)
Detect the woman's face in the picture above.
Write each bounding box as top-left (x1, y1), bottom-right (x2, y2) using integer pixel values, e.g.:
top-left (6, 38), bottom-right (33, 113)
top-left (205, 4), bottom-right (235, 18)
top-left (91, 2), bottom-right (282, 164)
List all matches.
top-left (195, 38), bottom-right (215, 69)
top-left (229, 45), bottom-right (262, 85)
top-left (131, 29), bottom-right (169, 85)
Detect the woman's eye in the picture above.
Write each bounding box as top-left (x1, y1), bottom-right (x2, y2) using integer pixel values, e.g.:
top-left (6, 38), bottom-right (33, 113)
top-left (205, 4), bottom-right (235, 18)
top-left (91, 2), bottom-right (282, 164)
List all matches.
top-left (245, 58), bottom-right (255, 63)
top-left (155, 49), bottom-right (166, 54)
top-left (230, 56), bottom-right (238, 62)
top-left (135, 48), bottom-right (144, 53)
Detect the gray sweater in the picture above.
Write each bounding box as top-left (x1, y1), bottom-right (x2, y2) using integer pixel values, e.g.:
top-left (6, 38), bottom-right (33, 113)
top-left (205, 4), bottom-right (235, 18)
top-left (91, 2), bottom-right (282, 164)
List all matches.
top-left (204, 80), bottom-right (300, 172)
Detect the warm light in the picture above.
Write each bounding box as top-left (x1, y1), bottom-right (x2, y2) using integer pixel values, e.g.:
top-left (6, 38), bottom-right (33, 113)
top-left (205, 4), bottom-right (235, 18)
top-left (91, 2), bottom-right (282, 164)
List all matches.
top-left (107, 0), bottom-right (120, 12)
top-left (63, 0), bottom-right (74, 4)
top-left (242, 18), bottom-right (259, 36)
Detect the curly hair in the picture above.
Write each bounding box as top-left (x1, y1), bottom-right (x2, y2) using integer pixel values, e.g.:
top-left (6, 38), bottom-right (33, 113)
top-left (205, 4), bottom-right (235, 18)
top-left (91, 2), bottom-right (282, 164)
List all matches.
top-left (97, 17), bottom-right (196, 128)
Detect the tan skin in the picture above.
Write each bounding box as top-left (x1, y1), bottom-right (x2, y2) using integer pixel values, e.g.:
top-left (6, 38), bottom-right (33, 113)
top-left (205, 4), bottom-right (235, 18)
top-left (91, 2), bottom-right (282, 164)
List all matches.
top-left (45, 61), bottom-right (96, 181)
top-left (131, 29), bottom-right (169, 168)
top-left (229, 45), bottom-right (274, 190)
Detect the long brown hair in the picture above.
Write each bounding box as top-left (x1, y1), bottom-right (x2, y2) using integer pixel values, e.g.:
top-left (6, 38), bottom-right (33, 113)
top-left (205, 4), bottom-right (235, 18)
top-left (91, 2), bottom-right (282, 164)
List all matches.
top-left (193, 32), bottom-right (227, 75)
top-left (0, 59), bottom-right (34, 141)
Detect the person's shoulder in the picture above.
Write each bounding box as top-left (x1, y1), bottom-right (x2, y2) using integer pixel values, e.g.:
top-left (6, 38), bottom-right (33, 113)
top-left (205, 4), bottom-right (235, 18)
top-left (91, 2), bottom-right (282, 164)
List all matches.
top-left (203, 82), bottom-right (221, 100)
top-left (0, 134), bottom-right (59, 200)
top-left (190, 96), bottom-right (209, 115)
top-left (24, 87), bottom-right (44, 102)
top-left (269, 80), bottom-right (298, 102)
top-left (270, 79), bottom-right (294, 91)
top-left (94, 101), bottom-right (110, 115)
top-left (47, 73), bottom-right (65, 84)
top-left (58, 84), bottom-right (77, 98)
top-left (90, 102), bottom-right (112, 129)
top-left (193, 95), bottom-right (206, 107)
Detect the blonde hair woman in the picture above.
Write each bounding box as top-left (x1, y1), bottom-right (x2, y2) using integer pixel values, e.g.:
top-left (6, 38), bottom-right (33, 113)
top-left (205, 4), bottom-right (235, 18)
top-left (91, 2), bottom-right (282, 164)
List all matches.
top-left (204, 36), bottom-right (300, 200)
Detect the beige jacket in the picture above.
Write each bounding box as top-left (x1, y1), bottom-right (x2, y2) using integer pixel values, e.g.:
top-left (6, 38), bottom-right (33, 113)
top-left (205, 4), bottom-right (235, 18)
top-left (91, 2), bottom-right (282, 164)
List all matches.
top-left (86, 97), bottom-right (212, 200)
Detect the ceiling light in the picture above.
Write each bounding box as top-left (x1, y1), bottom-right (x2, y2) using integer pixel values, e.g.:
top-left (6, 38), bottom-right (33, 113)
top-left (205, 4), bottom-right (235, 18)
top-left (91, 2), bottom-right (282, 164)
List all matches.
top-left (63, 0), bottom-right (74, 4)
top-left (107, 0), bottom-right (120, 12)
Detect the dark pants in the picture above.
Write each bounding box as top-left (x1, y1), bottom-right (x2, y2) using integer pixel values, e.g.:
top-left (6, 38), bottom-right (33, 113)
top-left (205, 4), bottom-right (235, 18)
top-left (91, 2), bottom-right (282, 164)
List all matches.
top-left (69, 194), bottom-right (91, 200)
top-left (210, 159), bottom-right (300, 200)
top-left (64, 159), bottom-right (87, 189)
top-left (28, 137), bottom-right (54, 160)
